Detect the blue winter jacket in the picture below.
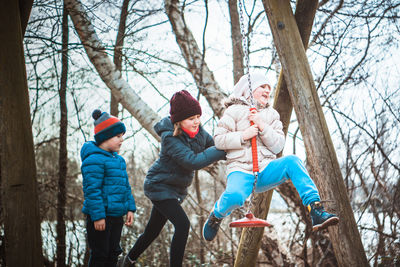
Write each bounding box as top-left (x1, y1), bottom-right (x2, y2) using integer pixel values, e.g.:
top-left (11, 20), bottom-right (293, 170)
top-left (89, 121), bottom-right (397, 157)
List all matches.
top-left (80, 141), bottom-right (136, 221)
top-left (144, 117), bottom-right (226, 202)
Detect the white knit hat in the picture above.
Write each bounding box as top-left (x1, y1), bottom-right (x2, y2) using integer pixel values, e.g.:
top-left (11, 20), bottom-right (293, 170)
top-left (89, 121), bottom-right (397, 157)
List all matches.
top-left (232, 73), bottom-right (268, 100)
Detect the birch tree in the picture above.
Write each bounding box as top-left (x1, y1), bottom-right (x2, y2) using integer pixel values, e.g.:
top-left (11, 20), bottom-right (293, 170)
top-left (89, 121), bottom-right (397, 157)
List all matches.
top-left (65, 0), bottom-right (162, 141)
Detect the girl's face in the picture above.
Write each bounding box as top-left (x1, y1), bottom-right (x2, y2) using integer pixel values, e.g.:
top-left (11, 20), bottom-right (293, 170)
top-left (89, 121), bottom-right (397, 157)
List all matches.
top-left (253, 84), bottom-right (271, 106)
top-left (180, 114), bottom-right (201, 131)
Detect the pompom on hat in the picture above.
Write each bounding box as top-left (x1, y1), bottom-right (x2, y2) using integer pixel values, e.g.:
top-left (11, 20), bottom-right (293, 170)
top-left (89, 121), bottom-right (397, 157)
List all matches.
top-left (232, 73), bottom-right (268, 100)
top-left (92, 109), bottom-right (126, 145)
top-left (169, 90), bottom-right (202, 124)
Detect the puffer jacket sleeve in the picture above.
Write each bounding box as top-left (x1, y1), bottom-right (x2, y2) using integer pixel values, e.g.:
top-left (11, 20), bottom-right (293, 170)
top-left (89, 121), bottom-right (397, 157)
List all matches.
top-left (124, 159), bottom-right (136, 212)
top-left (126, 184), bottom-right (136, 213)
top-left (119, 156), bottom-right (136, 215)
top-left (81, 155), bottom-right (106, 221)
top-left (164, 135), bottom-right (225, 171)
top-left (204, 130), bottom-right (215, 148)
top-left (259, 108), bottom-right (285, 154)
top-left (214, 107), bottom-right (243, 150)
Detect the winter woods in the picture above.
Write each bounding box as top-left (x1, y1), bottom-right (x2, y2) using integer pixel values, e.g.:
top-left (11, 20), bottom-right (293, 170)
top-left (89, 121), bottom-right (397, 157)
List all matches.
top-left (0, 0), bottom-right (399, 266)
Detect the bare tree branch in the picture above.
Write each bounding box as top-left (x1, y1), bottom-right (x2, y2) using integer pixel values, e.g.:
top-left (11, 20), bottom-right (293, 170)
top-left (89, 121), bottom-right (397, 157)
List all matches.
top-left (65, 0), bottom-right (162, 141)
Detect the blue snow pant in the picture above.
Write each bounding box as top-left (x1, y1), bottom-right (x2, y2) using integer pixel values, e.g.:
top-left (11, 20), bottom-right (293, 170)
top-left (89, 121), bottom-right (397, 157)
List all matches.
top-left (213, 155), bottom-right (320, 218)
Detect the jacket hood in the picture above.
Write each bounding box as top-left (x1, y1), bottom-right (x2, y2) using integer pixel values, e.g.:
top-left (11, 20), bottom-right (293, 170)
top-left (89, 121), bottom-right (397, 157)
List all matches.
top-left (224, 96), bottom-right (249, 108)
top-left (224, 95), bottom-right (270, 109)
top-left (154, 117), bottom-right (174, 139)
top-left (232, 73), bottom-right (269, 100)
top-left (80, 141), bottom-right (114, 161)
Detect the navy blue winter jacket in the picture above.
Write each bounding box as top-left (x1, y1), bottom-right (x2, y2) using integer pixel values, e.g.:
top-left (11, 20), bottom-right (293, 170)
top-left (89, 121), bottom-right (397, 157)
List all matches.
top-left (81, 141), bottom-right (136, 221)
top-left (144, 117), bottom-right (226, 202)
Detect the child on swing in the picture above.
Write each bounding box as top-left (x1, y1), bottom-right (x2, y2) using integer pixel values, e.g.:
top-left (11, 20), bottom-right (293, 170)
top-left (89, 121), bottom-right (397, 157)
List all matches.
top-left (120, 90), bottom-right (226, 267)
top-left (203, 73), bottom-right (339, 241)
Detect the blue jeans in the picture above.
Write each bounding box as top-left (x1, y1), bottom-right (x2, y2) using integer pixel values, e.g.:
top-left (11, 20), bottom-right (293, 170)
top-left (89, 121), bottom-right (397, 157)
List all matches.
top-left (213, 155), bottom-right (320, 218)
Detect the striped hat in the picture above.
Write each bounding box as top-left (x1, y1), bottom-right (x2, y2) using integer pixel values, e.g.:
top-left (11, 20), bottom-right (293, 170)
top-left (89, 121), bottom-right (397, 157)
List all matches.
top-left (92, 109), bottom-right (126, 145)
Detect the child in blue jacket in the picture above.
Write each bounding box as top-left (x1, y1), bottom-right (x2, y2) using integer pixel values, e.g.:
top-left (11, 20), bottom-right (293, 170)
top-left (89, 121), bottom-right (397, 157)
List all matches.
top-left (120, 90), bottom-right (226, 267)
top-left (81, 109), bottom-right (136, 267)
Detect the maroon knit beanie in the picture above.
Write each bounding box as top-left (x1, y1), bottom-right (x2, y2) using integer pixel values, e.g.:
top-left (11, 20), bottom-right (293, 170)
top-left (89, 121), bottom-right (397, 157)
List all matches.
top-left (169, 90), bottom-right (202, 124)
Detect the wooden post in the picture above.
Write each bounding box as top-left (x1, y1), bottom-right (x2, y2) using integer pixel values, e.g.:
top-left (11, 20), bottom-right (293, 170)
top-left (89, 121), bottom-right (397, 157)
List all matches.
top-left (234, 1), bottom-right (318, 266)
top-left (261, 0), bottom-right (368, 266)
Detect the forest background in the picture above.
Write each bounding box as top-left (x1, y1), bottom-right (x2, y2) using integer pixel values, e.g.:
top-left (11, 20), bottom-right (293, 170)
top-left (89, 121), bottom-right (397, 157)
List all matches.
top-left (0, 0), bottom-right (399, 266)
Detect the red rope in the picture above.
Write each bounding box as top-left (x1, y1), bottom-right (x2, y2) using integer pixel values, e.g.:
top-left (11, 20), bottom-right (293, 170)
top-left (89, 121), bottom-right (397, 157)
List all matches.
top-left (249, 107), bottom-right (259, 173)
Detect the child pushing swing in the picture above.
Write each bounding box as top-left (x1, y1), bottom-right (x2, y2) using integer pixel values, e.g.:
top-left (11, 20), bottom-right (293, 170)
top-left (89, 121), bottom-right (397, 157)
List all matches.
top-left (119, 90), bottom-right (226, 267)
top-left (202, 73), bottom-right (339, 241)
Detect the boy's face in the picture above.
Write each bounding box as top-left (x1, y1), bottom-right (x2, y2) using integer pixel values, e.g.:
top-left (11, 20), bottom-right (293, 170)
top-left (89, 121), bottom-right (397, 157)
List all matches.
top-left (253, 84), bottom-right (271, 106)
top-left (100, 133), bottom-right (124, 153)
top-left (180, 114), bottom-right (201, 132)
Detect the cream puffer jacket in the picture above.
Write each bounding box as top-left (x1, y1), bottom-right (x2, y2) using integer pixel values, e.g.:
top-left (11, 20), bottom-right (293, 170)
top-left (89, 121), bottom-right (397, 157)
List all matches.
top-left (214, 97), bottom-right (285, 174)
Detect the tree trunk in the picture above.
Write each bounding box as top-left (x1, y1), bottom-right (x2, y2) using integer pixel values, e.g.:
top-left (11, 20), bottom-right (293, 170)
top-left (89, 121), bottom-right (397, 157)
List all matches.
top-left (0, 138), bottom-right (3, 265)
top-left (0, 1), bottom-right (44, 266)
top-left (56, 4), bottom-right (69, 267)
top-left (262, 0), bottom-right (368, 266)
top-left (228, 0), bottom-right (244, 84)
top-left (164, 0), bottom-right (227, 118)
top-left (18, 0), bottom-right (33, 36)
top-left (65, 0), bottom-right (161, 141)
top-left (111, 0), bottom-right (130, 117)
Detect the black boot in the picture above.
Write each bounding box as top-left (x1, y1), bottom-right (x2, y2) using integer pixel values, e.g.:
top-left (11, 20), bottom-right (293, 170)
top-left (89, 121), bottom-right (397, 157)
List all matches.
top-left (308, 201), bottom-right (339, 231)
top-left (117, 255), bottom-right (136, 267)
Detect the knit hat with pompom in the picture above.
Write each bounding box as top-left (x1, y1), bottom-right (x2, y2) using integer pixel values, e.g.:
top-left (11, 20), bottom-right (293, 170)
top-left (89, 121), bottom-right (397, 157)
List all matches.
top-left (169, 90), bottom-right (202, 124)
top-left (92, 109), bottom-right (126, 145)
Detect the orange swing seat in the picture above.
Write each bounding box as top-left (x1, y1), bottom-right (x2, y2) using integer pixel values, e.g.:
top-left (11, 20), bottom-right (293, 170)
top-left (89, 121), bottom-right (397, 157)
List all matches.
top-left (229, 212), bottom-right (272, 228)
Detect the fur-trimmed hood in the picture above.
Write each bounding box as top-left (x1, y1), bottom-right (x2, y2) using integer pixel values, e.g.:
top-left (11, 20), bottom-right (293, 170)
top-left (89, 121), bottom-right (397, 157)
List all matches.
top-left (224, 95), bottom-right (270, 109)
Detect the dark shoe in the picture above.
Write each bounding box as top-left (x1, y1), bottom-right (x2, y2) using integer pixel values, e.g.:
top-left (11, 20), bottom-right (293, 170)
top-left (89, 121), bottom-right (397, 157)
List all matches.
top-left (203, 211), bottom-right (223, 241)
top-left (308, 201), bottom-right (339, 232)
top-left (118, 255), bottom-right (135, 267)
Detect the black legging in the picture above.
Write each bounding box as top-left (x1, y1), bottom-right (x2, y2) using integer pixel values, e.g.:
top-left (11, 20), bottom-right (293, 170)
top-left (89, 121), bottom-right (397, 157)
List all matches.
top-left (128, 198), bottom-right (190, 267)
